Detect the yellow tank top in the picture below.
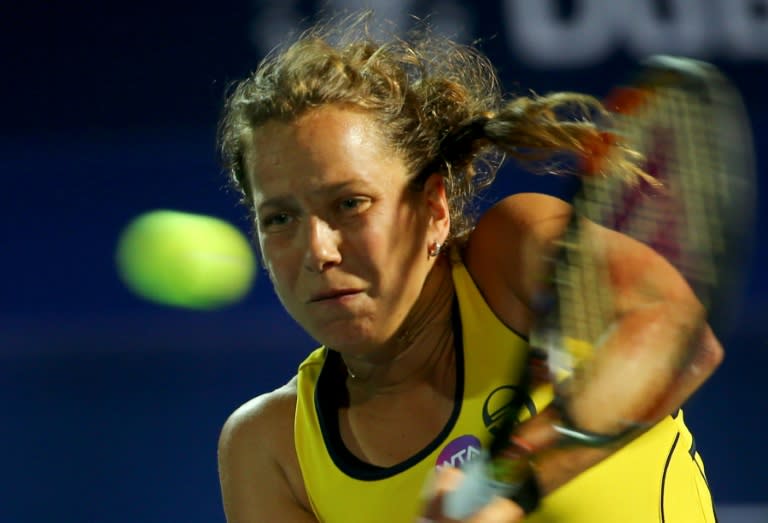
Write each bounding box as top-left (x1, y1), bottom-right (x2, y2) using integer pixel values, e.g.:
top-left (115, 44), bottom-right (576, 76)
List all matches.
top-left (294, 259), bottom-right (716, 522)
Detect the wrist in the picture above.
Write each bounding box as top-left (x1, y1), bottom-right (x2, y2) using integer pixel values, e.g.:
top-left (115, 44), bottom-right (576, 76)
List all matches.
top-left (550, 395), bottom-right (649, 447)
top-left (489, 437), bottom-right (542, 515)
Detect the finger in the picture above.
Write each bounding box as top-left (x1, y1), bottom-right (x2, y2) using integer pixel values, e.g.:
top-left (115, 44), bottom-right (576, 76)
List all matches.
top-left (422, 467), bottom-right (527, 523)
top-left (466, 496), bottom-right (525, 523)
top-left (434, 467), bottom-right (465, 493)
top-left (421, 467), bottom-right (465, 520)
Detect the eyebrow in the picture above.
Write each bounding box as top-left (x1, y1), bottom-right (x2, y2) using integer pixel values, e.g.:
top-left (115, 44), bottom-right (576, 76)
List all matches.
top-left (256, 180), bottom-right (368, 214)
top-left (256, 195), bottom-right (296, 215)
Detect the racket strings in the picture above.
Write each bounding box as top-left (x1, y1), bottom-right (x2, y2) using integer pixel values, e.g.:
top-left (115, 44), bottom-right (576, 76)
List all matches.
top-left (612, 86), bottom-right (728, 306)
top-left (549, 77), bottom-right (737, 370)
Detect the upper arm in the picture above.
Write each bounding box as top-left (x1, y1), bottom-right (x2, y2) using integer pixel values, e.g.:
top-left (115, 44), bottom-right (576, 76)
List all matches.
top-left (465, 193), bottom-right (696, 313)
top-left (218, 386), bottom-right (318, 523)
top-left (468, 191), bottom-right (722, 433)
top-left (465, 191), bottom-right (710, 331)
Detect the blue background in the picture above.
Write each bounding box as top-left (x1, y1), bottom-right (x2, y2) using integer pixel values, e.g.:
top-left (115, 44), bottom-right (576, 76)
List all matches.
top-left (2, 1), bottom-right (766, 521)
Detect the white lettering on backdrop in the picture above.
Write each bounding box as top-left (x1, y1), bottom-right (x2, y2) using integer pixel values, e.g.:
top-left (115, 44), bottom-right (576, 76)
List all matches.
top-left (504, 0), bottom-right (768, 67)
top-left (249, 0), bottom-right (768, 67)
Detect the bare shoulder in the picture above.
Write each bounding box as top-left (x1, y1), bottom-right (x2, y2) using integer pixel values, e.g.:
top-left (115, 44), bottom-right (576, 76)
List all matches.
top-left (219, 378), bottom-right (298, 444)
top-left (463, 193), bottom-right (572, 328)
top-left (218, 378), bottom-right (316, 522)
top-left (473, 192), bottom-right (572, 242)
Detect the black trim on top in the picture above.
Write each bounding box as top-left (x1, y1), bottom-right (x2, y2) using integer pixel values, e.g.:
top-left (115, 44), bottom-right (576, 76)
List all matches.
top-left (660, 431), bottom-right (681, 523)
top-left (687, 436), bottom-right (719, 522)
top-left (313, 297), bottom-right (465, 481)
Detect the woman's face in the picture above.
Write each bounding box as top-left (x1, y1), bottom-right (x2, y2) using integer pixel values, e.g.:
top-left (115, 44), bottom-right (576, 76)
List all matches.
top-left (244, 105), bottom-right (448, 354)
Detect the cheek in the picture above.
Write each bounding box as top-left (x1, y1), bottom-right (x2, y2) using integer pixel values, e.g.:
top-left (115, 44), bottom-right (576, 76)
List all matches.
top-left (260, 240), bottom-right (300, 295)
top-left (356, 207), bottom-right (412, 257)
top-left (385, 199), bottom-right (428, 251)
top-left (360, 203), bottom-right (429, 275)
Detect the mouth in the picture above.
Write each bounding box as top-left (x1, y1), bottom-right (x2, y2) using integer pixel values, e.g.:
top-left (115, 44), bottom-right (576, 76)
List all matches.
top-left (308, 289), bottom-right (362, 303)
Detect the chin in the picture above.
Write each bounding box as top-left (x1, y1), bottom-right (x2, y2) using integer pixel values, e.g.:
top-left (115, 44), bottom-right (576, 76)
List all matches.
top-left (310, 321), bottom-right (383, 354)
top-left (316, 331), bottom-right (374, 353)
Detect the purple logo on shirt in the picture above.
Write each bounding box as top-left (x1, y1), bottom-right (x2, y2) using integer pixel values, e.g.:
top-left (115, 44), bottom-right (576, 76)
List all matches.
top-left (436, 435), bottom-right (482, 470)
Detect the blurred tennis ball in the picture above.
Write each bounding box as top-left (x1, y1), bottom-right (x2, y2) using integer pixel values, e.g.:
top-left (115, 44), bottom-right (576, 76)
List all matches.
top-left (116, 210), bottom-right (257, 310)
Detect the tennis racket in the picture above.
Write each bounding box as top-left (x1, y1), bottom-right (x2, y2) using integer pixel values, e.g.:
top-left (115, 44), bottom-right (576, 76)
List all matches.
top-left (443, 55), bottom-right (755, 518)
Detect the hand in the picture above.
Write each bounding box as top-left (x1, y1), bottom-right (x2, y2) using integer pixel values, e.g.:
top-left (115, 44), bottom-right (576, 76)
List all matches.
top-left (419, 467), bottom-right (525, 523)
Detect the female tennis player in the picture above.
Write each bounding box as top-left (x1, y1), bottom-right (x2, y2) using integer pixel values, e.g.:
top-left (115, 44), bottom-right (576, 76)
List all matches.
top-left (216, 14), bottom-right (722, 523)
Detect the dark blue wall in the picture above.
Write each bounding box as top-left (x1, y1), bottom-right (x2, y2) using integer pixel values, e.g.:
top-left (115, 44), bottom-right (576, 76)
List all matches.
top-left (2, 1), bottom-right (766, 521)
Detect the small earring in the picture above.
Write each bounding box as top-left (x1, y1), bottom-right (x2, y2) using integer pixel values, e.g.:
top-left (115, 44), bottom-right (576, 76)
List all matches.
top-left (428, 241), bottom-right (443, 258)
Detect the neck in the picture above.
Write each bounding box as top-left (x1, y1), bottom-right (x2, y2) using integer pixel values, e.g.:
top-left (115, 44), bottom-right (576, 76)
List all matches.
top-left (342, 257), bottom-right (455, 392)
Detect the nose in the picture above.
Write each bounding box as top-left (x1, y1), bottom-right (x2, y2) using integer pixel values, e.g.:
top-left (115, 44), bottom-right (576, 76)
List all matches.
top-left (302, 216), bottom-right (342, 273)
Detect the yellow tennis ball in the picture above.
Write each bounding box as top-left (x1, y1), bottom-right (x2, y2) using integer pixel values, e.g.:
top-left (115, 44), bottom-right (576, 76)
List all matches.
top-left (116, 210), bottom-right (256, 310)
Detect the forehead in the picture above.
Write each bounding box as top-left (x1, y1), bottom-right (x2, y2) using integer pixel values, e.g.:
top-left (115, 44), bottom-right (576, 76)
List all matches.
top-left (244, 106), bottom-right (406, 203)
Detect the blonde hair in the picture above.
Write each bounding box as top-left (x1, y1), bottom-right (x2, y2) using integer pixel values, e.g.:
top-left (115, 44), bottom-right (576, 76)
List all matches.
top-left (218, 13), bottom-right (640, 244)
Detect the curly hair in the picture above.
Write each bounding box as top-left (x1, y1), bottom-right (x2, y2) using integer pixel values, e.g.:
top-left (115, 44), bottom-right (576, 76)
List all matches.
top-left (218, 12), bottom-right (642, 244)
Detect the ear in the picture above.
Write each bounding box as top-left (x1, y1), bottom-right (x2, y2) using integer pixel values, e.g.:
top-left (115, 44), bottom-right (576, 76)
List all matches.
top-left (423, 174), bottom-right (451, 240)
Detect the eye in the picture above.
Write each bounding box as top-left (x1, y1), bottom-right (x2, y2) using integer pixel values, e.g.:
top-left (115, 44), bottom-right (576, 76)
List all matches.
top-left (338, 197), bottom-right (371, 214)
top-left (260, 212), bottom-right (294, 230)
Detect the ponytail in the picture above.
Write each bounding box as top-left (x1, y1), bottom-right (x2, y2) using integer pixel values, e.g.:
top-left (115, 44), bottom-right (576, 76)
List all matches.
top-left (424, 92), bottom-right (648, 195)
